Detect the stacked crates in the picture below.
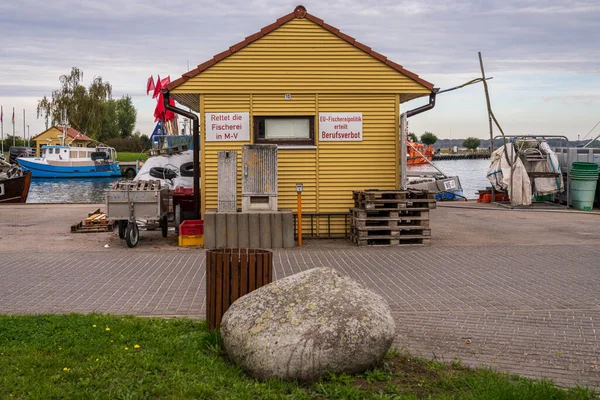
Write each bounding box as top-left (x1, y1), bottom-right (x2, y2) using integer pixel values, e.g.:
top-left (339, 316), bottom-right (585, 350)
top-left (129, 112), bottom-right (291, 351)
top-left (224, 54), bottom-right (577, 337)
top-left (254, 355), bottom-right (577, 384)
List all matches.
top-left (178, 220), bottom-right (204, 246)
top-left (350, 190), bottom-right (435, 246)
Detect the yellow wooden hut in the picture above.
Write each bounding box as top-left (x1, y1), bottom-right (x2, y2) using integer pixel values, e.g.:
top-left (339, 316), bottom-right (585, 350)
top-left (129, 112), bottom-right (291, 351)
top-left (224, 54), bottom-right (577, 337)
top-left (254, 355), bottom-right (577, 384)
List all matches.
top-left (166, 5), bottom-right (434, 236)
top-left (31, 126), bottom-right (93, 156)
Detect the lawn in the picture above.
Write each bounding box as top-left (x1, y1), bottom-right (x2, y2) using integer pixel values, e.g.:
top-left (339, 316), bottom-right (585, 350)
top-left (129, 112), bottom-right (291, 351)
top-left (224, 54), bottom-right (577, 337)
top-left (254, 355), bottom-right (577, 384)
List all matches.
top-left (0, 314), bottom-right (596, 399)
top-left (116, 152), bottom-right (147, 162)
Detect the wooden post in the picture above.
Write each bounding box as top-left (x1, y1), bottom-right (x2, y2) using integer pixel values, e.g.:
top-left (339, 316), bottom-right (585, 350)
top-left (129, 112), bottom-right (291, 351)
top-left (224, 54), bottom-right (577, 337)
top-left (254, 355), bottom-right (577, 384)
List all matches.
top-left (297, 192), bottom-right (302, 247)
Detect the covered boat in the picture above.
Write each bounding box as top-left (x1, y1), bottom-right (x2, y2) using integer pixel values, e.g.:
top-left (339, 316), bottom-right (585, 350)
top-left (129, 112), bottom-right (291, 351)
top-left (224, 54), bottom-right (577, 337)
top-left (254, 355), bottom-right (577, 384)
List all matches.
top-left (17, 145), bottom-right (121, 178)
top-left (0, 156), bottom-right (31, 203)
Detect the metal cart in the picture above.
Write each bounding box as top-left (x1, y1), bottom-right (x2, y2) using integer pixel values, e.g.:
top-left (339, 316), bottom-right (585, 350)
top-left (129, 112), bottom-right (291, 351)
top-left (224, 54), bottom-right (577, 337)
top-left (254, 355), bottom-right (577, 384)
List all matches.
top-left (105, 180), bottom-right (169, 247)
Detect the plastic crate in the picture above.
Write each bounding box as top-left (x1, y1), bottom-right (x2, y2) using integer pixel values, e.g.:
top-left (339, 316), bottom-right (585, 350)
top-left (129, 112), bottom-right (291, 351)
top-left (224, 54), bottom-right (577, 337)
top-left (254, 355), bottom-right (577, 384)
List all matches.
top-left (178, 235), bottom-right (204, 247)
top-left (179, 219), bottom-right (204, 236)
top-left (173, 186), bottom-right (194, 197)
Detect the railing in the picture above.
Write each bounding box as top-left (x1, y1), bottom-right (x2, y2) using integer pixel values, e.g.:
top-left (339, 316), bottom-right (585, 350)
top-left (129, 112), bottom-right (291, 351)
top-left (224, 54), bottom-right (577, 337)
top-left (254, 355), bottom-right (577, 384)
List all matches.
top-left (292, 213), bottom-right (350, 239)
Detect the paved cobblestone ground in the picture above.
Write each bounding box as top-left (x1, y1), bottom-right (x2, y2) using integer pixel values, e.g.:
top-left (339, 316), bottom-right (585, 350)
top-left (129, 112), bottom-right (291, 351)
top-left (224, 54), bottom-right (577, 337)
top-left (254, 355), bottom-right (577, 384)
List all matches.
top-left (1, 204), bottom-right (599, 389)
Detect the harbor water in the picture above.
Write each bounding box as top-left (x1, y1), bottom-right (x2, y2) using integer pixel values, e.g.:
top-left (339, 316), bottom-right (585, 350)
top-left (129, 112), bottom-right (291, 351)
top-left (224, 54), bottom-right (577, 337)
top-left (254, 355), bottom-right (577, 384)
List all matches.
top-left (26, 159), bottom-right (491, 203)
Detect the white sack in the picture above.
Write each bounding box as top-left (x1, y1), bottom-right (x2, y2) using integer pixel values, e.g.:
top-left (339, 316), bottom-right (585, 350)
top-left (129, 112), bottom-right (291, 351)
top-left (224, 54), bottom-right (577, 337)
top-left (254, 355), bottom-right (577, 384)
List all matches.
top-left (487, 144), bottom-right (532, 206)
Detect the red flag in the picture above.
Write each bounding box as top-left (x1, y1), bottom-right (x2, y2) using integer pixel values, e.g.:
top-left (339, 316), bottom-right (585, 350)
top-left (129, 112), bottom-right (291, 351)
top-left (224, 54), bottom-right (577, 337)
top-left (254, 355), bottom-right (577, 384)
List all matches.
top-left (160, 75), bottom-right (170, 88)
top-left (152, 75), bottom-right (162, 99)
top-left (146, 76), bottom-right (155, 95)
top-left (154, 91), bottom-right (165, 122)
top-left (12, 108), bottom-right (15, 123)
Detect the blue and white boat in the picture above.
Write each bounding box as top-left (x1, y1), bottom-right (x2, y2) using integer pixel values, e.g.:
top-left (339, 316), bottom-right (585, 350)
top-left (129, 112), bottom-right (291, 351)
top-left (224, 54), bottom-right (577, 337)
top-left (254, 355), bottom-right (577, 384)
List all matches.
top-left (17, 145), bottom-right (121, 178)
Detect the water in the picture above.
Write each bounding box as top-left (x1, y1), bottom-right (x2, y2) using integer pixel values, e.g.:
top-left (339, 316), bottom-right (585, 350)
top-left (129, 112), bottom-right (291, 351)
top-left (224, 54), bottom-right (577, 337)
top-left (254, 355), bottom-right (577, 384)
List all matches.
top-left (27, 178), bottom-right (116, 203)
top-left (25, 159), bottom-right (491, 203)
top-left (408, 158), bottom-right (491, 199)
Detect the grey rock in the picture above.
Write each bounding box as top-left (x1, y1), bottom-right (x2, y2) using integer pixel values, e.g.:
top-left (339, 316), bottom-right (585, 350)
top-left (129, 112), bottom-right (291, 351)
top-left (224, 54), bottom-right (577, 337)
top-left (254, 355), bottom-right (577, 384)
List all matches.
top-left (220, 267), bottom-right (395, 381)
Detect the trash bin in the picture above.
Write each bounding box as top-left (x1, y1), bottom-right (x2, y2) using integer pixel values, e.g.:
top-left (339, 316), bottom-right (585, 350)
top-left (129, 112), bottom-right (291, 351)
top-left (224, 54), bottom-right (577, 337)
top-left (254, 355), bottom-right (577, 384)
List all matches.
top-left (570, 162), bottom-right (599, 211)
top-left (206, 248), bottom-right (273, 330)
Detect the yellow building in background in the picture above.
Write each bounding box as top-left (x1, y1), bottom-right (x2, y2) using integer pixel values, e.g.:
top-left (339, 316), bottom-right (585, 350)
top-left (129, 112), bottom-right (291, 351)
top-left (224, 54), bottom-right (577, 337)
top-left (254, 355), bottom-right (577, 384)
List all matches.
top-left (31, 126), bottom-right (93, 156)
top-left (167, 5), bottom-right (434, 236)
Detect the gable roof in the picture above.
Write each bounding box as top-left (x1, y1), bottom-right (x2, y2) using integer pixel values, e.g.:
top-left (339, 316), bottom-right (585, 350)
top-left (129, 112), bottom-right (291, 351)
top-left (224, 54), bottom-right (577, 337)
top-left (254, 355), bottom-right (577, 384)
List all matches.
top-left (32, 126), bottom-right (93, 142)
top-left (167, 5), bottom-right (433, 92)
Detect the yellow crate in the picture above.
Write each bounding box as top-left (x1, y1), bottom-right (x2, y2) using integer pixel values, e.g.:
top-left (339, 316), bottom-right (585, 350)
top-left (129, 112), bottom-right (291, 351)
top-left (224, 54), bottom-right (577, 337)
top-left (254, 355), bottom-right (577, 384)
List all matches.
top-left (178, 234), bottom-right (204, 247)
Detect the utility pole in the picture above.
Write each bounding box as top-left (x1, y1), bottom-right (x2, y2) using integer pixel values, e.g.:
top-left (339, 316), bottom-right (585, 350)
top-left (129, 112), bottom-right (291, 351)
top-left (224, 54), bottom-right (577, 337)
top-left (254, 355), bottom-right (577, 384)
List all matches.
top-left (1, 105), bottom-right (4, 154)
top-left (27, 125), bottom-right (30, 147)
top-left (12, 107), bottom-right (15, 147)
top-left (23, 109), bottom-right (26, 147)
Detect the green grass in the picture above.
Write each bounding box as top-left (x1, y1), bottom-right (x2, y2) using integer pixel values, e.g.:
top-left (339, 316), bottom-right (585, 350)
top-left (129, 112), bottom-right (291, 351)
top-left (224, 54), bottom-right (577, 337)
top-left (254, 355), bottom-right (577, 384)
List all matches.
top-left (116, 152), bottom-right (147, 162)
top-left (0, 315), bottom-right (596, 399)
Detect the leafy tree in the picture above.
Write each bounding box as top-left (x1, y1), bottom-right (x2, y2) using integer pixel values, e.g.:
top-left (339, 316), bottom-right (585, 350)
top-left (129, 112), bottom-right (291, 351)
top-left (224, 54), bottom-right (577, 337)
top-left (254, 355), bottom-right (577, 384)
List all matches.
top-left (463, 137), bottom-right (481, 151)
top-left (408, 132), bottom-right (418, 142)
top-left (37, 67), bottom-right (136, 141)
top-left (116, 96), bottom-right (137, 138)
top-left (421, 132), bottom-right (438, 146)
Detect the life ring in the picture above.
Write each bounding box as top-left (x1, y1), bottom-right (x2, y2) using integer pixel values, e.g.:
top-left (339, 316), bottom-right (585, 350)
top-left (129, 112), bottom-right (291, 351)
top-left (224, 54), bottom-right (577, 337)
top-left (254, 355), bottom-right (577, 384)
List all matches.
top-left (180, 162), bottom-right (194, 177)
top-left (149, 167), bottom-right (177, 180)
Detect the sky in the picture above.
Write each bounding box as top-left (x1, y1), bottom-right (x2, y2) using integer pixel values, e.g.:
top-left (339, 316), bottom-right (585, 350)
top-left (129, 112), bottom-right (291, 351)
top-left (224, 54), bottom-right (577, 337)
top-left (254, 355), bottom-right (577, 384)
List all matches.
top-left (1, 0), bottom-right (599, 142)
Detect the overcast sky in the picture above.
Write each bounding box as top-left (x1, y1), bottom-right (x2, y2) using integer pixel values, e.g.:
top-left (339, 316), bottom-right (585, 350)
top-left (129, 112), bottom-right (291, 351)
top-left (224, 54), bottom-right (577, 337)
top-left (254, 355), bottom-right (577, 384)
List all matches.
top-left (1, 0), bottom-right (599, 142)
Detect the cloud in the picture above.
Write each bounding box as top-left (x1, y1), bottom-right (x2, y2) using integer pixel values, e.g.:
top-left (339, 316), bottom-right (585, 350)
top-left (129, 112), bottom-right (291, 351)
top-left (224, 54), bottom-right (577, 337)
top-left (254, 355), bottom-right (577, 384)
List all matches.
top-left (1, 0), bottom-right (598, 139)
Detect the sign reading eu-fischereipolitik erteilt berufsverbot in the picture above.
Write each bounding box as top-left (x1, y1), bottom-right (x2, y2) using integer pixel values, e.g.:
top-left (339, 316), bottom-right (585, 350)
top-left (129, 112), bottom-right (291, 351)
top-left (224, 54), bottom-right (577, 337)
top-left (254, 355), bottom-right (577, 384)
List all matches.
top-left (318, 112), bottom-right (363, 141)
top-left (205, 112), bottom-right (250, 141)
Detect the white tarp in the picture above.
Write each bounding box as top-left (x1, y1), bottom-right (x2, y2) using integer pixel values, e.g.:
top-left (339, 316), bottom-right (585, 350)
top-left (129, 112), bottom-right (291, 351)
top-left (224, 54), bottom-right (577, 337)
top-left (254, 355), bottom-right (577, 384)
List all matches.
top-left (134, 150), bottom-right (195, 190)
top-left (531, 142), bottom-right (564, 195)
top-left (487, 144), bottom-right (532, 206)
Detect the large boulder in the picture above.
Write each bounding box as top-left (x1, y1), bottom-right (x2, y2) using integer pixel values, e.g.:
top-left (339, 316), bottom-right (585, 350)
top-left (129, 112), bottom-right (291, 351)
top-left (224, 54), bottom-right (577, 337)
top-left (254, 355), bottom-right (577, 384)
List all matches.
top-left (220, 267), bottom-right (395, 382)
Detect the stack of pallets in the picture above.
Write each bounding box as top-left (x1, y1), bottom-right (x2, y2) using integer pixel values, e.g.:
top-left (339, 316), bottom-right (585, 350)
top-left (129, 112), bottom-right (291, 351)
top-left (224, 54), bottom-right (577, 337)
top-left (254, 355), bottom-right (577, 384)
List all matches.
top-left (350, 190), bottom-right (436, 246)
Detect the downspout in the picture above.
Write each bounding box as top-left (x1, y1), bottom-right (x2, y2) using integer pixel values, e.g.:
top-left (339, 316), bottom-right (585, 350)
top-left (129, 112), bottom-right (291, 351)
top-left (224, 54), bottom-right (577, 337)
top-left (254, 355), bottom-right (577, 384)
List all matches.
top-left (400, 89), bottom-right (438, 190)
top-left (162, 89), bottom-right (201, 220)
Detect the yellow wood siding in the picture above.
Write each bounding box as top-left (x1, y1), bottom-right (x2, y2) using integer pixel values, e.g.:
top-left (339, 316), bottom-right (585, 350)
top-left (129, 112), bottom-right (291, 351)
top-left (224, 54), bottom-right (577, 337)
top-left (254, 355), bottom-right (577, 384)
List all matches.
top-left (172, 18), bottom-right (430, 96)
top-left (181, 15), bottom-right (428, 237)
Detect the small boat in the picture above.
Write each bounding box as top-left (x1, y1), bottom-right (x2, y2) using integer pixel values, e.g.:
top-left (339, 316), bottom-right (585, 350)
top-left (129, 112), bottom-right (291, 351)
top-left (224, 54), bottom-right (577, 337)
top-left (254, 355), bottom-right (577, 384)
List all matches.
top-left (0, 156), bottom-right (32, 203)
top-left (407, 172), bottom-right (465, 201)
top-left (17, 145), bottom-right (121, 178)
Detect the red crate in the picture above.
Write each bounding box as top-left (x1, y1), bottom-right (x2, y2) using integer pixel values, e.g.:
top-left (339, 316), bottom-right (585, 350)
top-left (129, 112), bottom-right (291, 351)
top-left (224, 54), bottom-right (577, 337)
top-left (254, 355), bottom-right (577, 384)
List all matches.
top-left (173, 186), bottom-right (194, 197)
top-left (179, 220), bottom-right (204, 236)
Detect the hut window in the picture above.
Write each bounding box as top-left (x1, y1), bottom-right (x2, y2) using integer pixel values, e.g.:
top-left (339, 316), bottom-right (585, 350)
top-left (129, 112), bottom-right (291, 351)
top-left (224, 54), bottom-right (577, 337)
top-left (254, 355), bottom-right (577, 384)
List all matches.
top-left (254, 117), bottom-right (314, 145)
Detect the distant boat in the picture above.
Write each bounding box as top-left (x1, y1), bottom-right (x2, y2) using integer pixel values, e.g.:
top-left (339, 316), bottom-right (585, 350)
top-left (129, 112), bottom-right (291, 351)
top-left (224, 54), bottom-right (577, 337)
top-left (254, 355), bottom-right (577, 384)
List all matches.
top-left (0, 156), bottom-right (32, 203)
top-left (17, 145), bottom-right (121, 178)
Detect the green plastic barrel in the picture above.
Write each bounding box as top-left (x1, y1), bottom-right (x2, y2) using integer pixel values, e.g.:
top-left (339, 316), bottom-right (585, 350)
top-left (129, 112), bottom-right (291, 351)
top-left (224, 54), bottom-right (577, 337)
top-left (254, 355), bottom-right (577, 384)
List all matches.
top-left (570, 162), bottom-right (599, 211)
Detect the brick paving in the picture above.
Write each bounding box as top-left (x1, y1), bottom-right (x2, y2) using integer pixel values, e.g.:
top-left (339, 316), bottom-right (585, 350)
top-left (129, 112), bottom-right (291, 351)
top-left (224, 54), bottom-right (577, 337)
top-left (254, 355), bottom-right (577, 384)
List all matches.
top-left (1, 242), bottom-right (599, 388)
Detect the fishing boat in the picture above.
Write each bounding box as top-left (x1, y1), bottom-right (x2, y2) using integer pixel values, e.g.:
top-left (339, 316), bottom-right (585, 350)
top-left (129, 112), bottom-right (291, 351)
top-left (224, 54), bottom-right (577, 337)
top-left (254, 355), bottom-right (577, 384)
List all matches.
top-left (17, 145), bottom-right (121, 178)
top-left (0, 156), bottom-right (31, 203)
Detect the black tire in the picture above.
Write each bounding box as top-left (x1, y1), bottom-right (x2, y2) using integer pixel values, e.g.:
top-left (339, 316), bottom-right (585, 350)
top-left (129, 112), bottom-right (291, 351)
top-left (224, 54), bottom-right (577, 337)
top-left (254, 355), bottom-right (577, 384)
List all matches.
top-left (180, 162), bottom-right (194, 177)
top-left (161, 215), bottom-right (168, 238)
top-left (125, 222), bottom-right (139, 248)
top-left (149, 167), bottom-right (177, 180)
top-left (118, 220), bottom-right (127, 239)
top-left (125, 168), bottom-right (136, 179)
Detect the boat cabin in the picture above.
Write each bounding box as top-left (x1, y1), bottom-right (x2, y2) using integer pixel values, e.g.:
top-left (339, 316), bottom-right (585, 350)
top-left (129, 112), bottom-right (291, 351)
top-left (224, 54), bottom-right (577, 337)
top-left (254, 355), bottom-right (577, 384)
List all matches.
top-left (40, 146), bottom-right (116, 163)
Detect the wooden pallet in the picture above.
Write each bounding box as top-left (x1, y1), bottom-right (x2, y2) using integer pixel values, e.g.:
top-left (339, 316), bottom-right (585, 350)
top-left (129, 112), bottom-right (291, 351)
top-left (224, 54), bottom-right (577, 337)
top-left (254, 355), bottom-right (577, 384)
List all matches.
top-left (146, 145), bottom-right (189, 157)
top-left (71, 220), bottom-right (115, 233)
top-left (351, 234), bottom-right (431, 246)
top-left (111, 180), bottom-right (161, 191)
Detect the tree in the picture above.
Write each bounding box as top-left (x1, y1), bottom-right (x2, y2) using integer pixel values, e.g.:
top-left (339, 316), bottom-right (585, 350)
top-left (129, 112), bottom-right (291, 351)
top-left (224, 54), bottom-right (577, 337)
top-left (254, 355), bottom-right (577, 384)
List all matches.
top-left (116, 96), bottom-right (137, 138)
top-left (421, 132), bottom-right (438, 146)
top-left (463, 137), bottom-right (481, 151)
top-left (37, 67), bottom-right (136, 141)
top-left (408, 132), bottom-right (418, 142)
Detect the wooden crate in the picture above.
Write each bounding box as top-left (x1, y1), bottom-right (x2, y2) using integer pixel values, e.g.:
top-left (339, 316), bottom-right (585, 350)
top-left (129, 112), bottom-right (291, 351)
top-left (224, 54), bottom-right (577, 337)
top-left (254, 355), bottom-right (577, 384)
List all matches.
top-left (206, 248), bottom-right (273, 331)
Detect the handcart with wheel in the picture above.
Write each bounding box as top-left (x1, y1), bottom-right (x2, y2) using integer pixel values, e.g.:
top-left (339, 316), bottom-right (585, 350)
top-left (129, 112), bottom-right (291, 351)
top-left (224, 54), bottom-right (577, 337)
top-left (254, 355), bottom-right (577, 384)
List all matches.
top-left (105, 180), bottom-right (169, 247)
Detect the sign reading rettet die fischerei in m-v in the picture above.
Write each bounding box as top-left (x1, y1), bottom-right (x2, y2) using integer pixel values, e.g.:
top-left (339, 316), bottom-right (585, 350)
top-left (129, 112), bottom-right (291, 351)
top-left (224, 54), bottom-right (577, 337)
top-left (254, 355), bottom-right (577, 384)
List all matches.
top-left (205, 112), bottom-right (250, 141)
top-left (318, 112), bottom-right (363, 141)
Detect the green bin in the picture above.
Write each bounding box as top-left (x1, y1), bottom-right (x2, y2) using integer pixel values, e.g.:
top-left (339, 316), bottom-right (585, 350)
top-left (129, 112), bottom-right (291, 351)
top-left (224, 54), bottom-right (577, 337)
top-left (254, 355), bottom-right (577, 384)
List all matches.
top-left (570, 162), bottom-right (599, 211)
